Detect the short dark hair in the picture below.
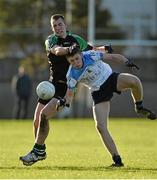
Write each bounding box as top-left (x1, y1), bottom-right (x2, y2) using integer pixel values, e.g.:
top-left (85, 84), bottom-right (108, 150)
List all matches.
top-left (66, 46), bottom-right (81, 58)
top-left (51, 14), bottom-right (65, 22)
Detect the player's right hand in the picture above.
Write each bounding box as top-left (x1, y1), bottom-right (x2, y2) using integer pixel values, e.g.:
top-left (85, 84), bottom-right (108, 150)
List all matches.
top-left (56, 97), bottom-right (70, 111)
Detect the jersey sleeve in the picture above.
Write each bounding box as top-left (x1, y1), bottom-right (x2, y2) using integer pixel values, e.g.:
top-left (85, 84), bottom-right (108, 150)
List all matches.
top-left (72, 34), bottom-right (91, 51)
top-left (45, 35), bottom-right (57, 51)
top-left (66, 67), bottom-right (78, 90)
top-left (87, 50), bottom-right (104, 61)
top-left (67, 77), bottom-right (78, 90)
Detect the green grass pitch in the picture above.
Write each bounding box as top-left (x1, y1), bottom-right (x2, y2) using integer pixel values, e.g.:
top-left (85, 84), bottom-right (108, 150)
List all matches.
top-left (0, 118), bottom-right (157, 179)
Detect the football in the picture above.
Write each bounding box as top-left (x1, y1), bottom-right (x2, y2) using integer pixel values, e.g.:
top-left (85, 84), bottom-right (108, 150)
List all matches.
top-left (36, 81), bottom-right (55, 100)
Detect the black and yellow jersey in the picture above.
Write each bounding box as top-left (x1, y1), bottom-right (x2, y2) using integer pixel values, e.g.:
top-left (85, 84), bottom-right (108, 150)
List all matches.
top-left (45, 31), bottom-right (93, 83)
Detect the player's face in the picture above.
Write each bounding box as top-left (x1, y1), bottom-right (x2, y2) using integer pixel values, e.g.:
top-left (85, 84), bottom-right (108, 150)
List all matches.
top-left (67, 53), bottom-right (83, 69)
top-left (51, 18), bottom-right (67, 38)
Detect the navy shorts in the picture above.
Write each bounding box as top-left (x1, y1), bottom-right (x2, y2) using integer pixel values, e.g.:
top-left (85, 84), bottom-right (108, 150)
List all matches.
top-left (91, 72), bottom-right (121, 105)
top-left (38, 81), bottom-right (67, 105)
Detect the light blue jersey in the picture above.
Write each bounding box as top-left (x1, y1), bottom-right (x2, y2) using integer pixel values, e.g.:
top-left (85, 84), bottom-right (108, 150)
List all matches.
top-left (66, 50), bottom-right (112, 91)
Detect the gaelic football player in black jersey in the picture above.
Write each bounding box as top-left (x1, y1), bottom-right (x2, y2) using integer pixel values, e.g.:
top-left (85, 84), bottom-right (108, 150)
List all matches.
top-left (20, 14), bottom-right (113, 166)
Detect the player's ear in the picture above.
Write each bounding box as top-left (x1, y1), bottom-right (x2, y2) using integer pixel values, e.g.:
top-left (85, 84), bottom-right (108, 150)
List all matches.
top-left (66, 57), bottom-right (70, 63)
top-left (51, 26), bottom-right (54, 33)
top-left (65, 23), bottom-right (68, 30)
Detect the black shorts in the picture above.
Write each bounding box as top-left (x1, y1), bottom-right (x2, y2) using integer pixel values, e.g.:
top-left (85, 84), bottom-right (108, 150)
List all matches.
top-left (38, 81), bottom-right (67, 105)
top-left (91, 72), bottom-right (121, 105)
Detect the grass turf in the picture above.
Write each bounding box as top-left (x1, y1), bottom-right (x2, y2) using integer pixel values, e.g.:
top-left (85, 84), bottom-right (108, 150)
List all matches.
top-left (0, 118), bottom-right (157, 179)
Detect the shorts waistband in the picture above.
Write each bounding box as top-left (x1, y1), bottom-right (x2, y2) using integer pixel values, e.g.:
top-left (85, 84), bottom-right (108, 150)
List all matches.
top-left (54, 80), bottom-right (66, 84)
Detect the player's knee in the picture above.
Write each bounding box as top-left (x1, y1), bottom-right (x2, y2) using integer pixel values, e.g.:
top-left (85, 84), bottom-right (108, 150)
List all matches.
top-left (129, 76), bottom-right (141, 88)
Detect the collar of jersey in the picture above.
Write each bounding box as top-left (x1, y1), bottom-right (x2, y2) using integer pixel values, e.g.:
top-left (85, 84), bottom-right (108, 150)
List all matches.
top-left (55, 31), bottom-right (72, 38)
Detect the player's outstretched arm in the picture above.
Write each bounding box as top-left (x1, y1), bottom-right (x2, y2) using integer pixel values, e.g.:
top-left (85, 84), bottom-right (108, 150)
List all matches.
top-left (64, 88), bottom-right (75, 106)
top-left (93, 44), bottom-right (113, 54)
top-left (103, 53), bottom-right (128, 64)
top-left (50, 44), bottom-right (79, 56)
top-left (103, 53), bottom-right (140, 70)
top-left (50, 45), bottom-right (69, 56)
top-left (56, 89), bottom-right (74, 111)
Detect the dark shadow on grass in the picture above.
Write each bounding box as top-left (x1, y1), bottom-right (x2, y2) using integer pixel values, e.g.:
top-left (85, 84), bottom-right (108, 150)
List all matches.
top-left (38, 166), bottom-right (157, 172)
top-left (0, 166), bottom-right (29, 170)
top-left (35, 166), bottom-right (106, 171)
top-left (1, 165), bottom-right (157, 172)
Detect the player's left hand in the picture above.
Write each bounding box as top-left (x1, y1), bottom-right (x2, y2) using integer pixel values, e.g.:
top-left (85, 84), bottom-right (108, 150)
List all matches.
top-left (125, 59), bottom-right (140, 70)
top-left (104, 44), bottom-right (113, 54)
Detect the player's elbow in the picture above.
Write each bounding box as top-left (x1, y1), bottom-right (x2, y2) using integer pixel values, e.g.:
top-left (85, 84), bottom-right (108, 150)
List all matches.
top-left (52, 46), bottom-right (61, 56)
top-left (112, 54), bottom-right (126, 62)
top-left (54, 50), bottom-right (60, 56)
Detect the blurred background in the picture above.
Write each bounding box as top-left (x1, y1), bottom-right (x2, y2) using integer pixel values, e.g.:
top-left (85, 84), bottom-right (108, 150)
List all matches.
top-left (0, 0), bottom-right (157, 119)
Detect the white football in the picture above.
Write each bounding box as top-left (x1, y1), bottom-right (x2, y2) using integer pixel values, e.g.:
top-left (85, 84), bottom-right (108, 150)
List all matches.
top-left (36, 81), bottom-right (55, 100)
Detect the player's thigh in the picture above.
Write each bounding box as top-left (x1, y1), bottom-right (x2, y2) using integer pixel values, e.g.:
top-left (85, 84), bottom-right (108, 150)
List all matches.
top-left (41, 98), bottom-right (58, 119)
top-left (93, 101), bottom-right (110, 127)
top-left (117, 73), bottom-right (139, 91)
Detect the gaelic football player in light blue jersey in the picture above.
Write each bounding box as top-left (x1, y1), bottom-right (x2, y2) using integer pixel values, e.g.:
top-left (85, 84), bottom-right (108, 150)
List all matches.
top-left (57, 47), bottom-right (156, 167)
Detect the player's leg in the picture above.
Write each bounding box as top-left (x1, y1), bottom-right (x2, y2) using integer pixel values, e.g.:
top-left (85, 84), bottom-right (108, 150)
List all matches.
top-left (35, 97), bottom-right (58, 145)
top-left (20, 82), bottom-right (67, 166)
top-left (117, 73), bottom-right (143, 102)
top-left (19, 98), bottom-right (59, 166)
top-left (117, 73), bottom-right (156, 119)
top-left (20, 102), bottom-right (46, 166)
top-left (33, 102), bottom-right (45, 138)
top-left (93, 101), bottom-right (124, 167)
